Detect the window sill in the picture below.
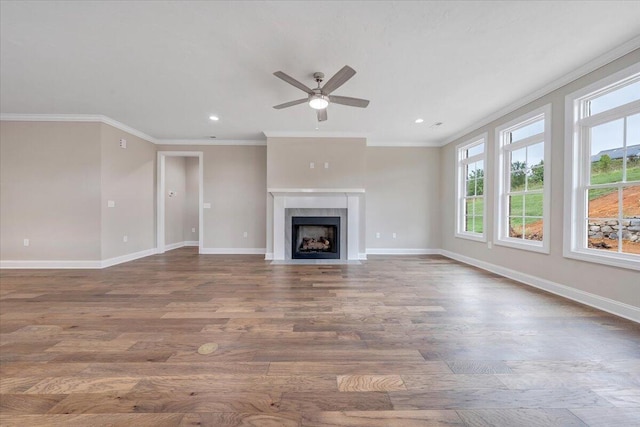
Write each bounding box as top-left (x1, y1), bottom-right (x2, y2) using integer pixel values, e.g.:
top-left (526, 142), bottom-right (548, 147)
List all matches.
top-left (494, 238), bottom-right (550, 254)
top-left (455, 232), bottom-right (487, 243)
top-left (563, 248), bottom-right (640, 271)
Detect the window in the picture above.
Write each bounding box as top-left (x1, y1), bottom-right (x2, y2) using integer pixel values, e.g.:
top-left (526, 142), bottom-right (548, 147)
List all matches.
top-left (565, 63), bottom-right (640, 270)
top-left (495, 105), bottom-right (551, 253)
top-left (456, 134), bottom-right (487, 241)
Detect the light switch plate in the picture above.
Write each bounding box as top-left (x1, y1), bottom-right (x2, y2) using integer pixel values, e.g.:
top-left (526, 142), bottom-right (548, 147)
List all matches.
top-left (203, 203), bottom-right (211, 209)
top-left (107, 200), bottom-right (115, 208)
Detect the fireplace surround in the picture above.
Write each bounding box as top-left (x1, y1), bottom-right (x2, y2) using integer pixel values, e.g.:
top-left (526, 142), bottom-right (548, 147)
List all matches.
top-left (267, 189), bottom-right (364, 261)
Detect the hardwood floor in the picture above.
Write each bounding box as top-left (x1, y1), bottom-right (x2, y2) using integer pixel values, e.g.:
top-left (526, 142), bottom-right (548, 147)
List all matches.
top-left (1, 248), bottom-right (638, 426)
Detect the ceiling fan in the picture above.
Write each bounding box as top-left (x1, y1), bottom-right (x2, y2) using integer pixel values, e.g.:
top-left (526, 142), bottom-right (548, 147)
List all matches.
top-left (272, 65), bottom-right (370, 122)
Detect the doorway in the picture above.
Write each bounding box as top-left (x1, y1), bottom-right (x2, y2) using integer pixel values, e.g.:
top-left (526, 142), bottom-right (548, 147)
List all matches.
top-left (157, 151), bottom-right (203, 254)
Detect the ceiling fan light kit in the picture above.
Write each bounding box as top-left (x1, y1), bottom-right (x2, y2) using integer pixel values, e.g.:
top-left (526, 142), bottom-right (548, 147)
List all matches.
top-left (273, 65), bottom-right (370, 122)
top-left (308, 95), bottom-right (329, 110)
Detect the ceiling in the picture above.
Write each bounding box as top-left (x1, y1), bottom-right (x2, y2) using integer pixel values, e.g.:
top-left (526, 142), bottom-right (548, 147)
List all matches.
top-left (2, 1), bottom-right (640, 145)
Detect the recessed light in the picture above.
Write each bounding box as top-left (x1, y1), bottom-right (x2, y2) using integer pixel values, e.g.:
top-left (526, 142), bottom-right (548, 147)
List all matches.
top-left (209, 115), bottom-right (219, 121)
top-left (209, 136), bottom-right (216, 139)
top-left (415, 118), bottom-right (424, 124)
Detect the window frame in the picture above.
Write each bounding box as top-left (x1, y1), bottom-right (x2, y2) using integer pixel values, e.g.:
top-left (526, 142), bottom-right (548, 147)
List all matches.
top-left (494, 104), bottom-right (552, 253)
top-left (455, 133), bottom-right (488, 242)
top-left (564, 63), bottom-right (640, 271)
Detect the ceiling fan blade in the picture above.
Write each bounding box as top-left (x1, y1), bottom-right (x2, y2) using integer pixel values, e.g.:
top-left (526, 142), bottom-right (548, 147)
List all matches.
top-left (273, 71), bottom-right (314, 95)
top-left (329, 95), bottom-right (370, 108)
top-left (273, 98), bottom-right (307, 109)
top-left (317, 108), bottom-right (327, 122)
top-left (321, 65), bottom-right (356, 95)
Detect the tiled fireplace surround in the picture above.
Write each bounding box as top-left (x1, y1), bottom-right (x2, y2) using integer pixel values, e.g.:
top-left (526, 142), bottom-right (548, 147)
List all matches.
top-left (267, 189), bottom-right (364, 261)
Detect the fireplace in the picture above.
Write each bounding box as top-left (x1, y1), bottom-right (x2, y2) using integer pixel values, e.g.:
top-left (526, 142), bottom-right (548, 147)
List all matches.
top-left (292, 216), bottom-right (340, 259)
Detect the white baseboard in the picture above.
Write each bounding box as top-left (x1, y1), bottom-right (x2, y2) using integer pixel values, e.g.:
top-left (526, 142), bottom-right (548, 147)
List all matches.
top-left (0, 259), bottom-right (103, 269)
top-left (101, 248), bottom-right (158, 268)
top-left (0, 247), bottom-right (158, 269)
top-left (366, 248), bottom-right (440, 255)
top-left (164, 242), bottom-right (185, 251)
top-left (264, 252), bottom-right (274, 260)
top-left (200, 247), bottom-right (266, 255)
top-left (440, 249), bottom-right (640, 323)
top-left (358, 252), bottom-right (368, 260)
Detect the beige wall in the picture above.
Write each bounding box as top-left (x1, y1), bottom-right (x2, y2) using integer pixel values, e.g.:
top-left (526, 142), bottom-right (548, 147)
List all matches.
top-left (366, 147), bottom-right (441, 250)
top-left (100, 123), bottom-right (156, 259)
top-left (267, 137), bottom-right (366, 189)
top-left (440, 49), bottom-right (640, 309)
top-left (0, 121), bottom-right (102, 260)
top-left (184, 157), bottom-right (199, 242)
top-left (164, 156), bottom-right (186, 246)
top-left (160, 145), bottom-right (266, 249)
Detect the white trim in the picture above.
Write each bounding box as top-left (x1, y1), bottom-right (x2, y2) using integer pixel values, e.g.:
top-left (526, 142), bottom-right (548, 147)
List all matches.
top-left (358, 252), bottom-right (368, 260)
top-left (156, 139), bottom-right (266, 146)
top-left (200, 248), bottom-right (266, 255)
top-left (455, 133), bottom-right (488, 241)
top-left (0, 247), bottom-right (158, 269)
top-left (263, 131), bottom-right (368, 139)
top-left (563, 62), bottom-right (640, 271)
top-left (101, 248), bottom-right (158, 268)
top-left (440, 249), bottom-right (640, 323)
top-left (156, 151), bottom-right (204, 256)
top-left (494, 104), bottom-right (551, 254)
top-left (366, 248), bottom-right (441, 255)
top-left (439, 35), bottom-right (640, 148)
top-left (164, 242), bottom-right (185, 251)
top-left (0, 260), bottom-right (102, 269)
top-left (366, 140), bottom-right (441, 147)
top-left (264, 252), bottom-right (274, 260)
top-left (0, 113), bottom-right (157, 143)
top-left (268, 188), bottom-right (366, 194)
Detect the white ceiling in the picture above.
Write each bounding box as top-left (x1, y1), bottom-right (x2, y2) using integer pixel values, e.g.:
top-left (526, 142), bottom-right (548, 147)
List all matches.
top-left (2, 1), bottom-right (640, 145)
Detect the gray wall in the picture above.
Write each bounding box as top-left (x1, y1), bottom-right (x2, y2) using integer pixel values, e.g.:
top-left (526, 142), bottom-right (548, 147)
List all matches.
top-left (184, 157), bottom-right (199, 242)
top-left (0, 121), bottom-right (102, 260)
top-left (159, 145), bottom-right (267, 250)
top-left (267, 137), bottom-right (366, 189)
top-left (164, 156), bottom-right (186, 246)
top-left (366, 147), bottom-right (441, 250)
top-left (100, 123), bottom-right (156, 259)
top-left (440, 49), bottom-right (640, 308)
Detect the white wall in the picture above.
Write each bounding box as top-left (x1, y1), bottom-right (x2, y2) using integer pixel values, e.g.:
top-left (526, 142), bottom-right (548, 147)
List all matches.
top-left (440, 49), bottom-right (640, 311)
top-left (184, 157), bottom-right (199, 243)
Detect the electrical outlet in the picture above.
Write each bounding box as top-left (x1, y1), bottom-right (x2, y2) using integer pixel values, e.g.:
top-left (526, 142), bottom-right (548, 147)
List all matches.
top-left (324, 162), bottom-right (329, 169)
top-left (192, 227), bottom-right (196, 233)
top-left (23, 238), bottom-right (29, 247)
top-left (123, 235), bottom-right (128, 243)
top-left (203, 203), bottom-right (211, 209)
top-left (376, 232), bottom-right (380, 239)
top-left (107, 200), bottom-right (115, 208)
top-left (488, 241), bottom-right (492, 249)
top-left (243, 231), bottom-right (248, 238)
top-left (310, 162), bottom-right (315, 169)
top-left (392, 233), bottom-right (397, 239)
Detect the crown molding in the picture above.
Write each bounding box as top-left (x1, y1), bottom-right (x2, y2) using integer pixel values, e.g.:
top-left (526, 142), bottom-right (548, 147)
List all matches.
top-left (0, 113), bottom-right (158, 143)
top-left (366, 140), bottom-right (441, 147)
top-left (438, 35), bottom-right (640, 148)
top-left (155, 139), bottom-right (266, 146)
top-left (263, 131), bottom-right (369, 139)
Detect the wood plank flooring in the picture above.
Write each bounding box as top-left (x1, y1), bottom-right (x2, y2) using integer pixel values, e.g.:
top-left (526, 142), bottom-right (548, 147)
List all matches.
top-left (1, 248), bottom-right (638, 426)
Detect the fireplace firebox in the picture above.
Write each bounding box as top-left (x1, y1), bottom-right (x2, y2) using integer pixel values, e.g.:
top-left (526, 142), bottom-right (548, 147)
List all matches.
top-left (291, 216), bottom-right (340, 259)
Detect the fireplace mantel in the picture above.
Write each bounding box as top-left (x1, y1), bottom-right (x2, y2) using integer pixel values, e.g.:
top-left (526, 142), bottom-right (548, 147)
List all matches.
top-left (268, 188), bottom-right (365, 197)
top-left (268, 188), bottom-right (364, 261)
